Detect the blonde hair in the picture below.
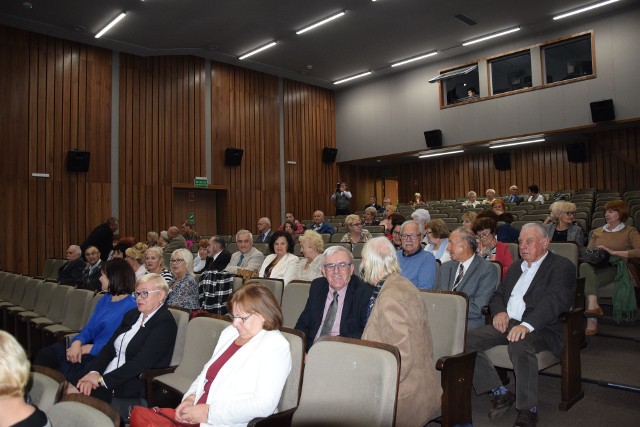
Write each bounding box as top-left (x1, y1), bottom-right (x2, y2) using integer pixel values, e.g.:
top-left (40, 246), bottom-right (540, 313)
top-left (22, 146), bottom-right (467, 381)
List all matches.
top-left (0, 331), bottom-right (30, 398)
top-left (172, 248), bottom-right (194, 275)
top-left (125, 242), bottom-right (149, 264)
top-left (299, 230), bottom-right (324, 253)
top-left (136, 273), bottom-right (170, 295)
top-left (345, 214), bottom-right (361, 227)
top-left (549, 201), bottom-right (576, 221)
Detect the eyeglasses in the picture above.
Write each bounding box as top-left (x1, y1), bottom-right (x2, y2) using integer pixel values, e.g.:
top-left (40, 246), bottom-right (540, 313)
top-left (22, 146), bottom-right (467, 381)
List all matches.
top-left (392, 230), bottom-right (401, 236)
top-left (170, 259), bottom-right (185, 264)
top-left (564, 211), bottom-right (575, 216)
top-left (85, 252), bottom-right (99, 256)
top-left (226, 313), bottom-right (254, 323)
top-left (133, 289), bottom-right (162, 299)
top-left (400, 233), bottom-right (421, 240)
top-left (322, 262), bottom-right (352, 272)
top-left (349, 222), bottom-right (362, 227)
top-left (477, 230), bottom-right (493, 240)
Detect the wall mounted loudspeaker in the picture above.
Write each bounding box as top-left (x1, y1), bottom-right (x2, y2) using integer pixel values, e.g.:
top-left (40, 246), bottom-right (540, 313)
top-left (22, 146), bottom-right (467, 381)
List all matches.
top-left (322, 147), bottom-right (338, 164)
top-left (67, 150), bottom-right (90, 172)
top-left (424, 129), bottom-right (443, 148)
top-left (224, 147), bottom-right (244, 166)
top-left (493, 152), bottom-right (511, 171)
top-left (590, 99), bottom-right (615, 123)
top-left (566, 142), bottom-right (587, 163)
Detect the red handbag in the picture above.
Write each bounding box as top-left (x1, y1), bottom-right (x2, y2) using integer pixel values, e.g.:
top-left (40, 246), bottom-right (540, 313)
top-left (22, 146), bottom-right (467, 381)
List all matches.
top-left (130, 406), bottom-right (198, 427)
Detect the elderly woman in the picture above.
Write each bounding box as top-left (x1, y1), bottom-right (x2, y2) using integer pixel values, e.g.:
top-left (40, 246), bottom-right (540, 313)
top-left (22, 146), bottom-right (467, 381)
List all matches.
top-left (158, 230), bottom-right (170, 249)
top-left (425, 219), bottom-right (451, 263)
top-left (363, 206), bottom-right (380, 226)
top-left (581, 200), bottom-right (640, 335)
top-left (193, 239), bottom-right (210, 272)
top-left (483, 189), bottom-right (496, 204)
top-left (472, 217), bottom-right (513, 279)
top-left (411, 209), bottom-right (431, 245)
top-left (411, 192), bottom-right (424, 205)
top-left (174, 282), bottom-right (291, 426)
top-left (125, 242), bottom-right (149, 280)
top-left (145, 246), bottom-right (174, 286)
top-left (544, 201), bottom-right (584, 247)
top-left (462, 191), bottom-right (481, 207)
top-left (294, 230), bottom-right (325, 281)
top-left (258, 230), bottom-right (299, 286)
top-left (341, 214), bottom-right (372, 249)
top-left (34, 259), bottom-right (137, 385)
top-left (166, 248), bottom-right (199, 310)
top-left (0, 331), bottom-right (49, 427)
top-left (461, 211), bottom-right (478, 231)
top-left (77, 273), bottom-right (177, 404)
top-left (379, 204), bottom-right (398, 233)
top-left (146, 231), bottom-right (159, 247)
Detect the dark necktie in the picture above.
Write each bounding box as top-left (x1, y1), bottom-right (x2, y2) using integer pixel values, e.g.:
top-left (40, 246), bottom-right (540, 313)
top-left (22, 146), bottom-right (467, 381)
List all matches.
top-left (452, 263), bottom-right (464, 290)
top-left (236, 254), bottom-right (245, 266)
top-left (320, 291), bottom-right (339, 336)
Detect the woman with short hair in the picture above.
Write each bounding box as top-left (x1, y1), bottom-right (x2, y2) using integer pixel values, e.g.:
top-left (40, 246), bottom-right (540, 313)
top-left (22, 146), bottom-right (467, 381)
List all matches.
top-left (166, 248), bottom-right (199, 310)
top-left (294, 230), bottom-right (325, 281)
top-left (483, 189), bottom-right (496, 204)
top-left (462, 191), bottom-right (480, 207)
top-left (543, 201), bottom-right (584, 247)
top-left (341, 214), bottom-right (372, 249)
top-left (258, 230), bottom-right (299, 286)
top-left (472, 217), bottom-right (513, 279)
top-left (424, 219), bottom-right (451, 263)
top-left (193, 239), bottom-right (210, 272)
top-left (363, 206), bottom-right (380, 226)
top-left (144, 246), bottom-right (174, 286)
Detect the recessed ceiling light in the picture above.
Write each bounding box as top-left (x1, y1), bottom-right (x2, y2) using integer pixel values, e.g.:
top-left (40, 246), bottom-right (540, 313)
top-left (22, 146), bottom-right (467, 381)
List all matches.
top-left (239, 41), bottom-right (277, 60)
top-left (95, 12), bottom-right (127, 39)
top-left (419, 149), bottom-right (464, 159)
top-left (553, 0), bottom-right (619, 20)
top-left (462, 27), bottom-right (520, 46)
top-left (296, 11), bottom-right (346, 35)
top-left (391, 51), bottom-right (438, 68)
top-left (334, 71), bottom-right (372, 85)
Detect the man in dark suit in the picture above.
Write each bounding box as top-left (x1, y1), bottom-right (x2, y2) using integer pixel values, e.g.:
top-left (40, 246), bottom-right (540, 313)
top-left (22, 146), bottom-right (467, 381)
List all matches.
top-left (295, 246), bottom-right (372, 352)
top-left (255, 217), bottom-right (273, 243)
top-left (309, 210), bottom-right (335, 235)
top-left (79, 246), bottom-right (102, 291)
top-left (363, 196), bottom-right (382, 212)
top-left (81, 217), bottom-right (118, 262)
top-left (196, 235), bottom-right (232, 273)
top-left (466, 223), bottom-right (575, 427)
top-left (57, 245), bottom-right (86, 286)
top-left (504, 185), bottom-right (524, 204)
top-left (437, 227), bottom-right (499, 330)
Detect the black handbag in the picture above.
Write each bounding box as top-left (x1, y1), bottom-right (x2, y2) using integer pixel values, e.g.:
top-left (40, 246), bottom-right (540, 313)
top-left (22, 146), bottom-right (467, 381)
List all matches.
top-left (579, 247), bottom-right (611, 267)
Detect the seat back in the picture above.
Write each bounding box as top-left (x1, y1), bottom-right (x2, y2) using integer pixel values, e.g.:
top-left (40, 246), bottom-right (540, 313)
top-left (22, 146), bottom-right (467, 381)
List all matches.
top-left (277, 327), bottom-right (305, 412)
top-left (173, 315), bottom-right (231, 380)
top-left (31, 281), bottom-right (58, 316)
top-left (232, 275), bottom-right (244, 292)
top-left (50, 259), bottom-right (67, 280)
top-left (168, 307), bottom-right (191, 366)
top-left (7, 275), bottom-right (29, 305)
top-left (29, 365), bottom-right (65, 412)
top-left (17, 277), bottom-right (45, 311)
top-left (43, 285), bottom-right (74, 323)
top-left (281, 280), bottom-right (311, 328)
top-left (419, 290), bottom-right (468, 361)
top-left (250, 278), bottom-right (284, 305)
top-left (41, 259), bottom-right (56, 279)
top-left (59, 289), bottom-right (95, 330)
top-left (253, 243), bottom-right (270, 256)
top-left (548, 242), bottom-right (579, 276)
top-left (47, 394), bottom-right (120, 427)
top-left (292, 336), bottom-right (400, 427)
top-left (489, 261), bottom-right (502, 286)
top-left (323, 242), bottom-right (351, 252)
top-left (506, 242), bottom-right (520, 262)
top-left (0, 273), bottom-right (18, 300)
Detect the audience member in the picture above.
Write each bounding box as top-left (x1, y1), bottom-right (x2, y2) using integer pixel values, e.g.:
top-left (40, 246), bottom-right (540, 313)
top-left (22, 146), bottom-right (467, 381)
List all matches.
top-left (164, 226), bottom-right (187, 253)
top-left (462, 191), bottom-right (481, 207)
top-left (79, 245), bottom-right (103, 291)
top-left (166, 248), bottom-right (199, 310)
top-left (411, 208), bottom-right (431, 244)
top-left (158, 230), bottom-right (170, 249)
top-left (193, 239), bottom-right (210, 272)
top-left (543, 201), bottom-right (584, 247)
top-left (504, 185), bottom-right (524, 204)
top-left (331, 182), bottom-right (352, 215)
top-left (379, 205), bottom-right (398, 234)
top-left (363, 206), bottom-right (380, 226)
top-left (145, 246), bottom-right (174, 286)
top-left (391, 223), bottom-right (403, 249)
top-left (258, 230), bottom-right (299, 286)
top-left (181, 220), bottom-right (200, 244)
top-left (341, 214), bottom-right (372, 250)
top-left (466, 223), bottom-right (575, 427)
top-left (438, 227), bottom-right (499, 330)
top-left (295, 246), bottom-right (372, 352)
top-left (397, 221), bottom-right (437, 289)
top-left (146, 231), bottom-right (159, 247)
top-left (489, 201), bottom-right (521, 242)
top-left (125, 242), bottom-right (149, 280)
top-left (473, 217), bottom-right (513, 279)
top-left (81, 217), bottom-right (119, 262)
top-left (224, 230), bottom-right (266, 274)
top-left (380, 197), bottom-right (392, 214)
top-left (196, 236), bottom-right (232, 274)
top-left (483, 188), bottom-right (497, 204)
top-left (361, 237), bottom-right (441, 426)
top-left (411, 192), bottom-right (424, 205)
top-left (110, 236), bottom-right (135, 260)
top-left (309, 210), bottom-right (335, 235)
top-left (364, 196), bottom-right (381, 211)
top-left (57, 244), bottom-right (86, 286)
top-left (462, 211), bottom-right (478, 231)
top-left (278, 212), bottom-right (304, 234)
top-left (282, 221), bottom-right (296, 235)
top-left (256, 218), bottom-right (273, 243)
top-left (424, 219), bottom-right (451, 263)
top-left (294, 230), bottom-right (325, 282)
top-left (527, 184), bottom-right (545, 204)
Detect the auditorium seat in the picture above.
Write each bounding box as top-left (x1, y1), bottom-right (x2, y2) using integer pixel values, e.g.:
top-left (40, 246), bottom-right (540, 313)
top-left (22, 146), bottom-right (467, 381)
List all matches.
top-left (280, 280), bottom-right (311, 328)
top-left (29, 365), bottom-right (65, 412)
top-left (47, 394), bottom-right (120, 427)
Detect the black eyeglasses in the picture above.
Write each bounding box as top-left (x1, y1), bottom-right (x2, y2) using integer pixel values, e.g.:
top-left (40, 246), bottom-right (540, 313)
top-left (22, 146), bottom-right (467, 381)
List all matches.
top-left (226, 313), bottom-right (254, 323)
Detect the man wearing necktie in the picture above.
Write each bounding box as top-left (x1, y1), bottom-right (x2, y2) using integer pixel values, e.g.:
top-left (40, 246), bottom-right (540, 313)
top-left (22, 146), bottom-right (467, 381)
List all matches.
top-left (295, 246), bottom-right (372, 352)
top-left (223, 230), bottom-right (265, 274)
top-left (504, 185), bottom-right (523, 204)
top-left (256, 218), bottom-right (273, 243)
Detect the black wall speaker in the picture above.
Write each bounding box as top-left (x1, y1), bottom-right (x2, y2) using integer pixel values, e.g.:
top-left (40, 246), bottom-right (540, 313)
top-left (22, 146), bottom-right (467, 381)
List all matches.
top-left (322, 147), bottom-right (338, 164)
top-left (493, 152), bottom-right (511, 171)
top-left (424, 129), bottom-right (443, 148)
top-left (224, 147), bottom-right (244, 166)
top-left (590, 99), bottom-right (615, 123)
top-left (566, 142), bottom-right (587, 163)
top-left (67, 150), bottom-right (90, 172)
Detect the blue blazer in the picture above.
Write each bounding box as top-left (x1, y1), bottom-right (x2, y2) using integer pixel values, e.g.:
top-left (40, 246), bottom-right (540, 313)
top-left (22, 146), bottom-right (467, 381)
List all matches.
top-left (295, 275), bottom-right (373, 351)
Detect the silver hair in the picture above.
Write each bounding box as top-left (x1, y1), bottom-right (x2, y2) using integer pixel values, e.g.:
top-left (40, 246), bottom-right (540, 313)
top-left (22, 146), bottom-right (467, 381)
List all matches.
top-left (411, 209), bottom-right (431, 232)
top-left (521, 222), bottom-right (549, 239)
top-left (322, 245), bottom-right (354, 262)
top-left (236, 229), bottom-right (254, 241)
top-left (361, 237), bottom-right (401, 284)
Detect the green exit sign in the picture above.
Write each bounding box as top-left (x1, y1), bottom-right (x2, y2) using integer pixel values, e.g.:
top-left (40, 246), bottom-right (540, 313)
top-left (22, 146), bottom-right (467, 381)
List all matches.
top-left (194, 176), bottom-right (208, 188)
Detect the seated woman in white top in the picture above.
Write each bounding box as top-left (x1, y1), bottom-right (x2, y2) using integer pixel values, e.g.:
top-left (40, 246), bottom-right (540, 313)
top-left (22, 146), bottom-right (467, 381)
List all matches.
top-left (527, 184), bottom-right (545, 204)
top-left (424, 219), bottom-right (451, 263)
top-left (462, 191), bottom-right (481, 207)
top-left (294, 230), bottom-right (325, 281)
top-left (258, 230), bottom-right (299, 286)
top-left (193, 239), bottom-right (209, 272)
top-left (175, 282), bottom-right (291, 426)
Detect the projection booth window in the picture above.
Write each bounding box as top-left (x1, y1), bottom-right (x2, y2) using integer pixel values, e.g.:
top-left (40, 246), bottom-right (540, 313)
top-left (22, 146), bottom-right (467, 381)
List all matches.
top-left (542, 34), bottom-right (593, 84)
top-left (489, 50), bottom-right (532, 95)
top-left (430, 64), bottom-right (479, 106)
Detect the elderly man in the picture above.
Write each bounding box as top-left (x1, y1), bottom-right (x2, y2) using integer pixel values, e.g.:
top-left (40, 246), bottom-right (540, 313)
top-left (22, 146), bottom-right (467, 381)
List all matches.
top-left (437, 227), bottom-right (498, 330)
top-left (195, 236), bottom-right (232, 274)
top-left (295, 246), bottom-right (372, 352)
top-left (364, 196), bottom-right (381, 212)
top-left (255, 218), bottom-right (273, 243)
top-left (224, 230), bottom-right (265, 274)
top-left (309, 210), bottom-right (335, 235)
top-left (81, 217), bottom-right (118, 262)
top-left (79, 246), bottom-right (102, 291)
top-left (504, 185), bottom-right (524, 204)
top-left (410, 208), bottom-right (431, 245)
top-left (380, 197), bottom-right (391, 214)
top-left (163, 226), bottom-right (187, 253)
top-left (181, 220), bottom-right (200, 242)
top-left (361, 237), bottom-right (441, 426)
top-left (57, 245), bottom-right (86, 286)
top-left (397, 220), bottom-right (437, 289)
top-left (466, 223), bottom-right (575, 427)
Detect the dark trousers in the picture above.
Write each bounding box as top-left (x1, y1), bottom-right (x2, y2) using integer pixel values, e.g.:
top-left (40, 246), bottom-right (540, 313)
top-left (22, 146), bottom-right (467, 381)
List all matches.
top-left (465, 320), bottom-right (549, 410)
top-left (33, 342), bottom-right (96, 385)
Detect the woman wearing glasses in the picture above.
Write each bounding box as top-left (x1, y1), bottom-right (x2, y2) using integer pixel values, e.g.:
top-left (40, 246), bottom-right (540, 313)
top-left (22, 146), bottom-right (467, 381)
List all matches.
top-left (341, 214), bottom-right (372, 250)
top-left (543, 201), bottom-right (584, 247)
top-left (472, 217), bottom-right (513, 279)
top-left (424, 219), bottom-right (451, 263)
top-left (34, 258), bottom-right (137, 387)
top-left (165, 248), bottom-right (199, 309)
top-left (76, 273), bottom-right (177, 408)
top-left (174, 282), bottom-right (291, 426)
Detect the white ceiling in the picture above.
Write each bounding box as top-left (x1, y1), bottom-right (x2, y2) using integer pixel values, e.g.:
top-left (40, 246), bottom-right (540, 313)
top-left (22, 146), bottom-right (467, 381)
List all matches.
top-left (0, 0), bottom-right (634, 89)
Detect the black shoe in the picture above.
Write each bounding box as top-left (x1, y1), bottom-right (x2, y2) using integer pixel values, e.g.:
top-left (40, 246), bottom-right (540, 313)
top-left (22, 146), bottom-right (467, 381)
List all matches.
top-left (488, 391), bottom-right (516, 421)
top-left (513, 409), bottom-right (538, 427)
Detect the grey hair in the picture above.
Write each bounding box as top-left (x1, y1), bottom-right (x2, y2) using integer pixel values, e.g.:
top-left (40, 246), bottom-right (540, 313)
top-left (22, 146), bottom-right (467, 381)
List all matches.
top-left (160, 230), bottom-right (169, 241)
top-left (364, 206), bottom-right (378, 217)
top-left (453, 226), bottom-right (477, 253)
top-left (521, 222), bottom-right (549, 239)
top-left (211, 235), bottom-right (227, 249)
top-left (172, 248), bottom-right (194, 275)
top-left (411, 209), bottom-right (431, 231)
top-left (236, 229), bottom-right (254, 241)
top-left (136, 273), bottom-right (170, 299)
top-left (361, 237), bottom-right (401, 284)
top-left (322, 245), bottom-right (354, 262)
top-left (69, 245), bottom-right (81, 255)
top-left (400, 220), bottom-right (422, 235)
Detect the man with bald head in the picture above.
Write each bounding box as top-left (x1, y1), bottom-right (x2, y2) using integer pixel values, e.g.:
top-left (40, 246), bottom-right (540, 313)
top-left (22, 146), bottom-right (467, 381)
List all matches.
top-left (310, 210), bottom-right (335, 235)
top-left (256, 218), bottom-right (273, 243)
top-left (57, 245), bottom-right (86, 286)
top-left (163, 226), bottom-right (187, 253)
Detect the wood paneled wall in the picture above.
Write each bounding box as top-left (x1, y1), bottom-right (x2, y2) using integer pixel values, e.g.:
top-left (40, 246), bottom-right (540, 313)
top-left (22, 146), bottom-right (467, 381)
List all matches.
top-left (340, 127), bottom-right (640, 207)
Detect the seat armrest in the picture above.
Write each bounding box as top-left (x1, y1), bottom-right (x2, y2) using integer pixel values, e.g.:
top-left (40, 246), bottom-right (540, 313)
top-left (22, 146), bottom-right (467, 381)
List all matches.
top-left (33, 320), bottom-right (56, 330)
top-left (248, 408), bottom-right (296, 427)
top-left (139, 366), bottom-right (178, 400)
top-left (436, 351), bottom-right (477, 427)
top-left (54, 329), bottom-right (79, 340)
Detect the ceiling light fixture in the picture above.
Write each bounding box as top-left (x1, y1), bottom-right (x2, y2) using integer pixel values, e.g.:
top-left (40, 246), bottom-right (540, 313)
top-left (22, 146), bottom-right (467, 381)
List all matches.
top-left (418, 149), bottom-right (464, 159)
top-left (391, 51), bottom-right (438, 68)
top-left (462, 27), bottom-right (520, 46)
top-left (334, 71), bottom-right (372, 85)
top-left (553, 0), bottom-right (619, 20)
top-left (489, 134), bottom-right (545, 149)
top-left (296, 11), bottom-right (346, 35)
top-left (95, 12), bottom-right (127, 39)
top-left (239, 41), bottom-right (277, 60)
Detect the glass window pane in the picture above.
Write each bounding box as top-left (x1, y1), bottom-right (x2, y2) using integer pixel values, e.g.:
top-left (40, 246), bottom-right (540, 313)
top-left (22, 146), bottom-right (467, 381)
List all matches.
top-left (490, 51), bottom-right (532, 95)
top-left (543, 34), bottom-right (593, 84)
top-left (440, 64), bottom-right (479, 105)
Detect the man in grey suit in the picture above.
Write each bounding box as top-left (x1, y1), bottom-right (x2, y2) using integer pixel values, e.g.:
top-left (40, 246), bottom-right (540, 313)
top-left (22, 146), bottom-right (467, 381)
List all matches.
top-left (224, 229), bottom-right (265, 274)
top-left (437, 227), bottom-right (498, 330)
top-left (465, 223), bottom-right (575, 427)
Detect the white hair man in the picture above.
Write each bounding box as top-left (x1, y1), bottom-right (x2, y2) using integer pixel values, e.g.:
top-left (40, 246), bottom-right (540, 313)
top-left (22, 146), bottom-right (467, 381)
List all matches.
top-left (57, 245), bottom-right (86, 286)
top-left (256, 218), bottom-right (273, 243)
top-left (224, 230), bottom-right (265, 274)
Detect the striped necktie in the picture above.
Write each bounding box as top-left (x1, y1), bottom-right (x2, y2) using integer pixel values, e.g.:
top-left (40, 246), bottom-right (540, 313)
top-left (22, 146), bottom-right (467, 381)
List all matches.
top-left (452, 263), bottom-right (464, 290)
